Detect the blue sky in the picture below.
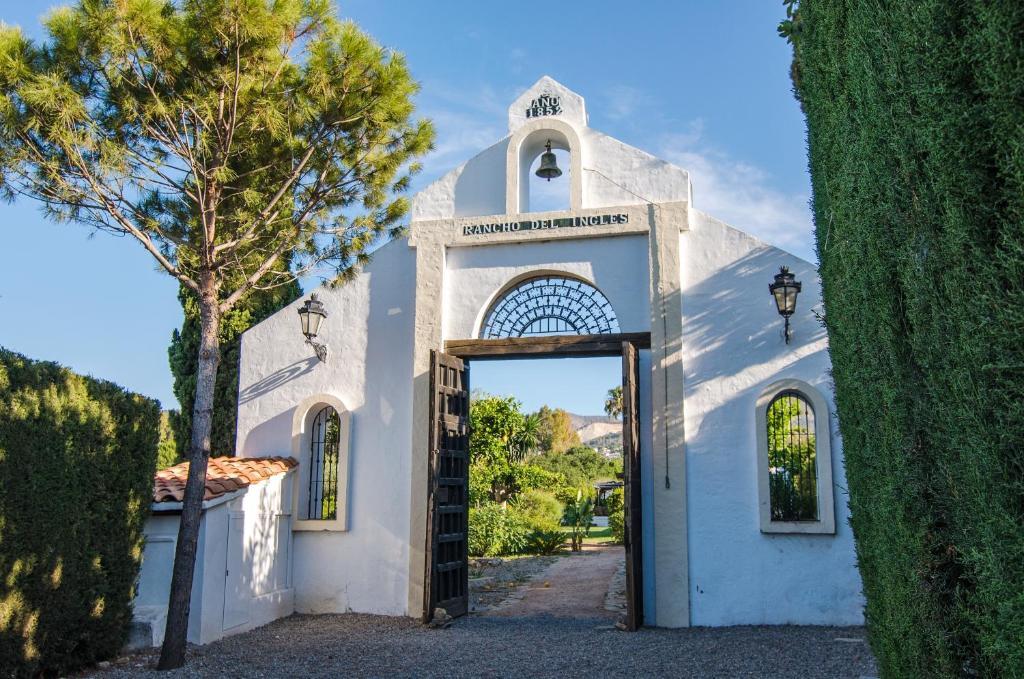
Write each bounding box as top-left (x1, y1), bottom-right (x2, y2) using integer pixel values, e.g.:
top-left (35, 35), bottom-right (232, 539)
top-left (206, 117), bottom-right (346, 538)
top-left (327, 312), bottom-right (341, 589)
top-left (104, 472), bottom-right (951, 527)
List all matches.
top-left (0, 1), bottom-right (810, 414)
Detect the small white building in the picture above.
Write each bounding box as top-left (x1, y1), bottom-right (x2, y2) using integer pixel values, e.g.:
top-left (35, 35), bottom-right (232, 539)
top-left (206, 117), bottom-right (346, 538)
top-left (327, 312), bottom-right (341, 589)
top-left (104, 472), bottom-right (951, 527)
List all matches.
top-left (132, 457), bottom-right (296, 648)
top-left (143, 77), bottom-right (864, 638)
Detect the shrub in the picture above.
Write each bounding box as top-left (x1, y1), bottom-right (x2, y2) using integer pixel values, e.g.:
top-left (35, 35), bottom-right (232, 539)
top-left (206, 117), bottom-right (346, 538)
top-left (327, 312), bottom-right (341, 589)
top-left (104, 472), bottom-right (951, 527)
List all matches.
top-left (156, 410), bottom-right (180, 470)
top-left (526, 526), bottom-right (566, 555)
top-left (513, 488), bottom-right (564, 527)
top-left (468, 502), bottom-right (531, 557)
top-left (511, 464), bottom-right (564, 494)
top-left (786, 2), bottom-right (1024, 674)
top-left (0, 349), bottom-right (159, 676)
top-left (533, 445), bottom-right (618, 489)
top-left (562, 489), bottom-right (595, 552)
top-left (607, 488), bottom-right (625, 544)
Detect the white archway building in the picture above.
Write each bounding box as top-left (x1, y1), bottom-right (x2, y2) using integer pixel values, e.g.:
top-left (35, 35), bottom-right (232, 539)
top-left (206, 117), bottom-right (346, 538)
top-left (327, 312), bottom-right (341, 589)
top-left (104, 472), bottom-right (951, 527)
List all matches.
top-left (227, 77), bottom-right (863, 630)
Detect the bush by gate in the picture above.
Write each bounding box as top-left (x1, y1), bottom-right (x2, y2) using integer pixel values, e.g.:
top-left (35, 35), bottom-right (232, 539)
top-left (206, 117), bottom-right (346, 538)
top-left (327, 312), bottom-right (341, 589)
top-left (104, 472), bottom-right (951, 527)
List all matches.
top-left (0, 349), bottom-right (159, 676)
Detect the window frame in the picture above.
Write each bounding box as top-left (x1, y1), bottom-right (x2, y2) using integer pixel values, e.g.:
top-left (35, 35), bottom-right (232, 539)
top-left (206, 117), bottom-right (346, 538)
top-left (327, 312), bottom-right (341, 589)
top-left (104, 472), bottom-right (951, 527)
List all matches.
top-left (291, 393), bottom-right (351, 532)
top-left (755, 379), bottom-right (836, 535)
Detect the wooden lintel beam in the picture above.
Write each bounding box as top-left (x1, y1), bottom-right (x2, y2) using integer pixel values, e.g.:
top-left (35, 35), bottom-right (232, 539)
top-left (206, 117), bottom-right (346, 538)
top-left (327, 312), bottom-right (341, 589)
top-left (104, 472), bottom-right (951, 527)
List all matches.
top-left (444, 332), bottom-right (652, 359)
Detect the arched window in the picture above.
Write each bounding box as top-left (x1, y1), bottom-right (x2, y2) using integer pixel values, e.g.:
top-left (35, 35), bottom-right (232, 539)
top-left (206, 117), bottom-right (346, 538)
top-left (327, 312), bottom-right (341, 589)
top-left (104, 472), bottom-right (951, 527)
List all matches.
top-left (306, 406), bottom-right (341, 520)
top-left (291, 394), bottom-right (351, 531)
top-left (755, 380), bottom-right (836, 534)
top-left (480, 275), bottom-right (620, 338)
top-left (765, 392), bottom-right (817, 521)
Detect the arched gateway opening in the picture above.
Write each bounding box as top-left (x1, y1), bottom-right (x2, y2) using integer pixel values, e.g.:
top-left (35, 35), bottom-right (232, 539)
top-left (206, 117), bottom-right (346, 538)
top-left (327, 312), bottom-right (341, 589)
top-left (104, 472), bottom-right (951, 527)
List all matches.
top-left (423, 273), bottom-right (647, 629)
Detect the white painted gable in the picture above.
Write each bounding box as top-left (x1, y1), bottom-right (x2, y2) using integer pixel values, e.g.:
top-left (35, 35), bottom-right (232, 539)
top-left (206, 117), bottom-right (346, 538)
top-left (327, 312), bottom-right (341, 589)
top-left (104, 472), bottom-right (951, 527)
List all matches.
top-left (411, 76), bottom-right (691, 221)
top-left (507, 75), bottom-right (588, 133)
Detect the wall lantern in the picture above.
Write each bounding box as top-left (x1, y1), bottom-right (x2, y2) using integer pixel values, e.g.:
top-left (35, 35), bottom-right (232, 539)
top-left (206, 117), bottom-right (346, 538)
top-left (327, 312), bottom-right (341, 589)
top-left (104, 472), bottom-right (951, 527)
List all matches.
top-left (535, 140), bottom-right (562, 181)
top-left (297, 293), bottom-right (328, 363)
top-left (769, 266), bottom-right (802, 344)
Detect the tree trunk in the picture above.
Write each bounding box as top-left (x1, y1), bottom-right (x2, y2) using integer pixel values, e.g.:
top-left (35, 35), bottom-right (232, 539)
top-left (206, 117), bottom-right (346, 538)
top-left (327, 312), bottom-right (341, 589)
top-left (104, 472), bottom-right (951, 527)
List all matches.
top-left (158, 276), bottom-right (221, 670)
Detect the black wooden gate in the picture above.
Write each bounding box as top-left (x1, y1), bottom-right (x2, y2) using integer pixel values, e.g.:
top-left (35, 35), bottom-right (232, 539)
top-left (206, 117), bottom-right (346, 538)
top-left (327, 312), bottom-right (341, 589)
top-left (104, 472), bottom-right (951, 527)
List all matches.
top-left (423, 350), bottom-right (470, 621)
top-left (622, 340), bottom-right (644, 630)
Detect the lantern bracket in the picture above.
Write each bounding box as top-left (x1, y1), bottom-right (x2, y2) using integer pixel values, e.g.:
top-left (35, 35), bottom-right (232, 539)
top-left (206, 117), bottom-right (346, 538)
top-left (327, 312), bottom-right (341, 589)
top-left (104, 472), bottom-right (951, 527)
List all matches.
top-left (307, 338), bottom-right (329, 363)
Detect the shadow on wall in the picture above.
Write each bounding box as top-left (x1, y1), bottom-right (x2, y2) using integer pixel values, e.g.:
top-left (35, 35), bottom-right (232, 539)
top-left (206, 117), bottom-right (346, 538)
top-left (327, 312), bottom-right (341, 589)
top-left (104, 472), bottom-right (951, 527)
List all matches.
top-left (239, 357), bottom-right (318, 405)
top-left (249, 475), bottom-right (290, 598)
top-left (452, 139), bottom-right (509, 218)
top-left (681, 246), bottom-right (826, 390)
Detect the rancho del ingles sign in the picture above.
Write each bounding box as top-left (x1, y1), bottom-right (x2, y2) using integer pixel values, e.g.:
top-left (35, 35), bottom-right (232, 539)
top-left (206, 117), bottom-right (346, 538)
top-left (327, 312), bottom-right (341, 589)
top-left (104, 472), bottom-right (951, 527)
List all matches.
top-left (462, 213), bottom-right (629, 237)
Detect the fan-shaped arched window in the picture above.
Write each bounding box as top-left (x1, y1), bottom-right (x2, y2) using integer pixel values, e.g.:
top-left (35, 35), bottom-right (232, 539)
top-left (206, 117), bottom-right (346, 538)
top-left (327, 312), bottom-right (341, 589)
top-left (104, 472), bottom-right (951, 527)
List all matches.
top-left (480, 275), bottom-right (619, 339)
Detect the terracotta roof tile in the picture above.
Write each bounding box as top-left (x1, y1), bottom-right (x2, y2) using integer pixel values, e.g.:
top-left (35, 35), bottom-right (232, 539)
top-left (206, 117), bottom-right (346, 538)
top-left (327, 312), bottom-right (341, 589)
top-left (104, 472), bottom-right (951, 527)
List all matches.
top-left (153, 456), bottom-right (297, 504)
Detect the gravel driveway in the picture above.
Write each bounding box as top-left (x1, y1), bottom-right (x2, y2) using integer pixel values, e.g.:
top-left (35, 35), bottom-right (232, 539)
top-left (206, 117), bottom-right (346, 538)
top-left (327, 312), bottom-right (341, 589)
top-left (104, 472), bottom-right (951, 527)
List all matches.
top-left (93, 613), bottom-right (877, 678)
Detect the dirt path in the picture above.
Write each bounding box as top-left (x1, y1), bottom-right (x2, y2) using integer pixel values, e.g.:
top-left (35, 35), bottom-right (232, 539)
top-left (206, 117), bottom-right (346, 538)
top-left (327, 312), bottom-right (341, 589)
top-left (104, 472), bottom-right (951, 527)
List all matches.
top-left (483, 544), bottom-right (623, 619)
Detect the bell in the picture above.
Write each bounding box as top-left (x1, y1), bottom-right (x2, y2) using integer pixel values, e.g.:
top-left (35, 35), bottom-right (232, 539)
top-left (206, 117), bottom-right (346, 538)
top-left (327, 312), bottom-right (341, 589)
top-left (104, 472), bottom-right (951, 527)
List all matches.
top-left (535, 140), bottom-right (562, 181)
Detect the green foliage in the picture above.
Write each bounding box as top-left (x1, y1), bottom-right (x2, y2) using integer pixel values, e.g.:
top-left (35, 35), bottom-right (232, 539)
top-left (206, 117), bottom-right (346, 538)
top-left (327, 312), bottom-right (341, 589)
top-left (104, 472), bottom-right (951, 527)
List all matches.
top-left (0, 349), bottom-right (158, 676)
top-left (0, 2), bottom-right (434, 665)
top-left (786, 2), bottom-right (1024, 675)
top-left (765, 395), bottom-right (818, 521)
top-left (157, 410), bottom-right (179, 470)
top-left (469, 396), bottom-right (561, 503)
top-left (607, 488), bottom-right (625, 545)
top-left (469, 495), bottom-right (567, 557)
top-left (168, 278), bottom-right (301, 457)
top-left (0, 2), bottom-right (434, 290)
top-left (562, 489), bottom-right (595, 552)
top-left (513, 488), bottom-right (564, 528)
top-left (468, 398), bottom-right (578, 556)
top-left (533, 445), bottom-right (619, 489)
top-left (468, 502), bottom-right (531, 557)
top-left (535, 406), bottom-right (580, 454)
top-left (509, 464), bottom-right (564, 495)
top-left (469, 395), bottom-right (538, 465)
top-left (525, 527), bottom-right (566, 556)
top-left (604, 386), bottom-right (623, 420)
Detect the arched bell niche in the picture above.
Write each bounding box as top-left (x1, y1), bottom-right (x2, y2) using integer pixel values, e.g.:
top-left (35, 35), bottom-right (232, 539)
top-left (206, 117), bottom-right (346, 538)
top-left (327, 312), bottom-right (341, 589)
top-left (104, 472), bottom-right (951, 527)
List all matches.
top-left (506, 118), bottom-right (583, 215)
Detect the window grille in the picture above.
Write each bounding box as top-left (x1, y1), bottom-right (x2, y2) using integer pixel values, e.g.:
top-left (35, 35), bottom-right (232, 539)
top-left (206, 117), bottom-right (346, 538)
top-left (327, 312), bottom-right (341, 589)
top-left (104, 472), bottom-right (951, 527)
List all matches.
top-left (307, 406), bottom-right (341, 520)
top-left (765, 391), bottom-right (818, 521)
top-left (480, 276), bottom-right (619, 338)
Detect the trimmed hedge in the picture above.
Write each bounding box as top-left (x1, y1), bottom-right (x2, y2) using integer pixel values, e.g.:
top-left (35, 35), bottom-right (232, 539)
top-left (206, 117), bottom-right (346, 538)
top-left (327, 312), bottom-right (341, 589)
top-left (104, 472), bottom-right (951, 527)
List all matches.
top-left (0, 349), bottom-right (158, 676)
top-left (787, 2), bottom-right (1024, 676)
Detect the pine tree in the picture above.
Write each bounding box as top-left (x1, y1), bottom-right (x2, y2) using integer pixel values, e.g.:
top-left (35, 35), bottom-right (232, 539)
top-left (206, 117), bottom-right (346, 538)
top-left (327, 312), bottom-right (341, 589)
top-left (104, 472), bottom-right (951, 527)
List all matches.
top-left (0, 1), bottom-right (433, 667)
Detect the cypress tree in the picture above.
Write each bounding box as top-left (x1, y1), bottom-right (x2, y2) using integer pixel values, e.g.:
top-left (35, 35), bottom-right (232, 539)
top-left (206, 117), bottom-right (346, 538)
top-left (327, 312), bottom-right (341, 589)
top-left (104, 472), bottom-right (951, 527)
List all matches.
top-left (168, 277), bottom-right (301, 460)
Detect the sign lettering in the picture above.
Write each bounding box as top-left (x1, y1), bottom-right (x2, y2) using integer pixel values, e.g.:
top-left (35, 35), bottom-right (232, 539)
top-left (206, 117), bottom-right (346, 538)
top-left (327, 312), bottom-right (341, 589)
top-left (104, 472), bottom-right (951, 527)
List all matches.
top-left (525, 94), bottom-right (562, 118)
top-left (461, 213), bottom-right (629, 237)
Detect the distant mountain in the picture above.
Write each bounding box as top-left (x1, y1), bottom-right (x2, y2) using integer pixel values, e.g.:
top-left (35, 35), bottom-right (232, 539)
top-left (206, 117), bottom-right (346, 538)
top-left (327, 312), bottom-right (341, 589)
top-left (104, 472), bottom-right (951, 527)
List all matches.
top-left (566, 412), bottom-right (622, 456)
top-left (576, 420), bottom-right (621, 443)
top-left (567, 412), bottom-right (619, 430)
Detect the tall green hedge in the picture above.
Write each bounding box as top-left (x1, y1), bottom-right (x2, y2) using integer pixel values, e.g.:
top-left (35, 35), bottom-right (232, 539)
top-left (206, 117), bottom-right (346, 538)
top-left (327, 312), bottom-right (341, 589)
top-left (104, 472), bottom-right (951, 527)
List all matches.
top-left (786, 1), bottom-right (1024, 676)
top-left (0, 349), bottom-right (158, 676)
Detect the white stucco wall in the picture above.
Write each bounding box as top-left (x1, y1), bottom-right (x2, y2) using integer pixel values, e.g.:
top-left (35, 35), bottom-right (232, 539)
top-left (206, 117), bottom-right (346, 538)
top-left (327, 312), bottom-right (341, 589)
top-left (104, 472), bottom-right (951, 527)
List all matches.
top-left (680, 210), bottom-right (864, 625)
top-left (236, 238), bottom-right (417, 616)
